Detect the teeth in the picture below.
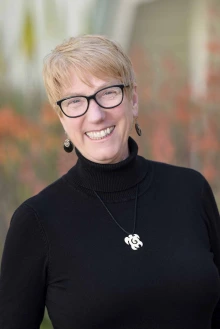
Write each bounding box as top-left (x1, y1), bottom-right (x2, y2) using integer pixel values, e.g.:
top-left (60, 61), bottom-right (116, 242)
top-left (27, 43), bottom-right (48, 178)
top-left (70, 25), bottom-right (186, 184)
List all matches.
top-left (86, 126), bottom-right (114, 140)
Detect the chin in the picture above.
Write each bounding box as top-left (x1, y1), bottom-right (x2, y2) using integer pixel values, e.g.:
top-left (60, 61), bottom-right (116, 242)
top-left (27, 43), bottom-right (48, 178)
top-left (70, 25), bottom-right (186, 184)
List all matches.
top-left (87, 146), bottom-right (124, 164)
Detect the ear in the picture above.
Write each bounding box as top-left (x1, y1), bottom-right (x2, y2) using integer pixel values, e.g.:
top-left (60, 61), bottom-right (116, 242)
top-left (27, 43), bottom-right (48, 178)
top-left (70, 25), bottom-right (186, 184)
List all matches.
top-left (131, 85), bottom-right (138, 117)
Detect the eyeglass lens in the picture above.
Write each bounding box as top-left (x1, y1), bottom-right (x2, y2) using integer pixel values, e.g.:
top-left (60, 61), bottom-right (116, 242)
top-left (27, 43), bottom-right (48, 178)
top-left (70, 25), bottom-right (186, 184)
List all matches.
top-left (61, 86), bottom-right (123, 117)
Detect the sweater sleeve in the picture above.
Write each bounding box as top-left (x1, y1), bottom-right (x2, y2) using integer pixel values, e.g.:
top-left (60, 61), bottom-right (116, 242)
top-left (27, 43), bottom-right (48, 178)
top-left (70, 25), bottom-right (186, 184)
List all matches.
top-left (0, 203), bottom-right (48, 329)
top-left (202, 179), bottom-right (220, 328)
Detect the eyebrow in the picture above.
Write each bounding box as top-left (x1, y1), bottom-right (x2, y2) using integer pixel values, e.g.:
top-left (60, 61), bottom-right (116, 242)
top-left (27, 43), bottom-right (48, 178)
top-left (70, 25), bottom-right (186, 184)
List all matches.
top-left (62, 81), bottom-right (119, 99)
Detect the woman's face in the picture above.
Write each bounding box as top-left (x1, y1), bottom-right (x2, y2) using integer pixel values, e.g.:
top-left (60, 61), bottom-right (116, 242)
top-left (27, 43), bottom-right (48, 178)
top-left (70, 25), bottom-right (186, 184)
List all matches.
top-left (58, 73), bottom-right (138, 164)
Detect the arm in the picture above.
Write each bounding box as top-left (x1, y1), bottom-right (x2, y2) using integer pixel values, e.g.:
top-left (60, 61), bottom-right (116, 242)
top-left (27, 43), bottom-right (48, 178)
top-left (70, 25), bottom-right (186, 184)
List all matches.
top-left (0, 203), bottom-right (48, 329)
top-left (202, 179), bottom-right (220, 328)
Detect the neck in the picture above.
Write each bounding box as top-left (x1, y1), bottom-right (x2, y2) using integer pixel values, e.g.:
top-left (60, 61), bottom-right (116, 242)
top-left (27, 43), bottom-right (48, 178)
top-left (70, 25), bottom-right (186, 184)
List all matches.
top-left (65, 137), bottom-right (149, 193)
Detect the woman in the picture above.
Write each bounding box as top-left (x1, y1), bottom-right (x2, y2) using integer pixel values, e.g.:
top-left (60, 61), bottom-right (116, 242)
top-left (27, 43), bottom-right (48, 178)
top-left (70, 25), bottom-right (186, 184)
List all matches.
top-left (0, 35), bottom-right (220, 329)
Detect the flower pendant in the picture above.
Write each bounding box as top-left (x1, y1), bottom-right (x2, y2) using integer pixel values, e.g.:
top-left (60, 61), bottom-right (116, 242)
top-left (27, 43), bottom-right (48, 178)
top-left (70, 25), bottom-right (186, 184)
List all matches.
top-left (124, 234), bottom-right (143, 250)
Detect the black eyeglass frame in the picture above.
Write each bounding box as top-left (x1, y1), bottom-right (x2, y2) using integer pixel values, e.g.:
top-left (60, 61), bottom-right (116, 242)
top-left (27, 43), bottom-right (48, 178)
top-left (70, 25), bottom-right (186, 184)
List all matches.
top-left (56, 84), bottom-right (129, 118)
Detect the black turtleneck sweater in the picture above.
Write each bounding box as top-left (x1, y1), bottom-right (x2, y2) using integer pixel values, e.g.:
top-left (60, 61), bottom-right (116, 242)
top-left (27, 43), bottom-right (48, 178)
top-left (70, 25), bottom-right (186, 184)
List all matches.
top-left (0, 138), bottom-right (220, 329)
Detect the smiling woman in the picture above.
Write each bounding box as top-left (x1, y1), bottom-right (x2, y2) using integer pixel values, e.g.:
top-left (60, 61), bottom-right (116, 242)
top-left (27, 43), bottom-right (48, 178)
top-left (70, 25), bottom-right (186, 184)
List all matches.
top-left (57, 74), bottom-right (137, 164)
top-left (43, 35), bottom-right (138, 164)
top-left (0, 34), bottom-right (220, 329)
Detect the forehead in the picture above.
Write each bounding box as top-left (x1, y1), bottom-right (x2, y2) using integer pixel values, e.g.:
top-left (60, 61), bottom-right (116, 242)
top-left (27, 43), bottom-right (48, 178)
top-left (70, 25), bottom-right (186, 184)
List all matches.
top-left (61, 71), bottom-right (121, 98)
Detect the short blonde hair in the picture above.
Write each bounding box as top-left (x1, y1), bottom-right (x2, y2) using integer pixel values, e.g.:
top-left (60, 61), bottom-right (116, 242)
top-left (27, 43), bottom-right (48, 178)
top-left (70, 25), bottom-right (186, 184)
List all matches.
top-left (42, 34), bottom-right (136, 114)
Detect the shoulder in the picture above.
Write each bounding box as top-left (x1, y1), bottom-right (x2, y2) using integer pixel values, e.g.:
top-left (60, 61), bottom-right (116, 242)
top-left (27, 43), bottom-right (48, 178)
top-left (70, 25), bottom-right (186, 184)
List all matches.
top-left (140, 156), bottom-right (204, 181)
top-left (152, 159), bottom-right (204, 181)
top-left (22, 175), bottom-right (69, 210)
top-left (7, 201), bottom-right (48, 251)
top-left (6, 177), bottom-right (66, 241)
top-left (140, 156), bottom-right (206, 195)
top-left (11, 174), bottom-right (72, 226)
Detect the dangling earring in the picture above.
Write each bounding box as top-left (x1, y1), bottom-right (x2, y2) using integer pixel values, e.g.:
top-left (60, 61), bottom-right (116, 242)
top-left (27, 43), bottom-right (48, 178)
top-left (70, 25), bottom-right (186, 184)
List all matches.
top-left (135, 122), bottom-right (142, 136)
top-left (63, 139), bottom-right (74, 153)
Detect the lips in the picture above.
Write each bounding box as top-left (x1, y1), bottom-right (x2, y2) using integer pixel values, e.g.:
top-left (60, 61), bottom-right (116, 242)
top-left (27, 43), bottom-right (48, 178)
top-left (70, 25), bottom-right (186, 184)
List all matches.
top-left (85, 126), bottom-right (115, 140)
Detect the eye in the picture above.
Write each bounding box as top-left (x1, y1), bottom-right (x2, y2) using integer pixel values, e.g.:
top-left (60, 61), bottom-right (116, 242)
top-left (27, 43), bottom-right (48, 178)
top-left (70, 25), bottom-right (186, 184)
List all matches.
top-left (100, 87), bottom-right (120, 98)
top-left (104, 90), bottom-right (116, 95)
top-left (66, 97), bottom-right (84, 107)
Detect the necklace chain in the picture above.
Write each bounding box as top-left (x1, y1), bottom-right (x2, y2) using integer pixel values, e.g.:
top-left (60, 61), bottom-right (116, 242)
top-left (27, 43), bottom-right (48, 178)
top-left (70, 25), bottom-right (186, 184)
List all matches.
top-left (94, 185), bottom-right (143, 250)
top-left (93, 185), bottom-right (138, 235)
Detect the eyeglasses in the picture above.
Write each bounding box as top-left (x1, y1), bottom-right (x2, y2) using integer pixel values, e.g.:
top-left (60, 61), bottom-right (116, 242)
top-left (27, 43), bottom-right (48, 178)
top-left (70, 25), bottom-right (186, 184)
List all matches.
top-left (56, 84), bottom-right (128, 118)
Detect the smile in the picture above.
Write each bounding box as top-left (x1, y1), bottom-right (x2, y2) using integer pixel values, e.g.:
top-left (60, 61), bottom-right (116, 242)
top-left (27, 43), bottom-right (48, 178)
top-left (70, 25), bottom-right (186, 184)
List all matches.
top-left (85, 126), bottom-right (115, 140)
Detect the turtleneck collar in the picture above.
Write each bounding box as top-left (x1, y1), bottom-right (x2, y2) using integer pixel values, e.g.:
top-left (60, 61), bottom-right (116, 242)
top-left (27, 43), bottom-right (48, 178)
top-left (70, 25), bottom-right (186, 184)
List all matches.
top-left (64, 137), bottom-right (149, 193)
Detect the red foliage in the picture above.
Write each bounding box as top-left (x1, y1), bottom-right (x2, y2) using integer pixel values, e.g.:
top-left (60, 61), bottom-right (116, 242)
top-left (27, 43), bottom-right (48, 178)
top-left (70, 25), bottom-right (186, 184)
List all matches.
top-left (130, 39), bottom-right (220, 190)
top-left (207, 41), bottom-right (220, 54)
top-left (161, 55), bottom-right (178, 75)
top-left (0, 107), bottom-right (41, 140)
top-left (18, 158), bottom-right (46, 194)
top-left (198, 130), bottom-right (219, 152)
top-left (202, 162), bottom-right (218, 183)
top-left (0, 104), bottom-right (67, 195)
top-left (149, 113), bottom-right (175, 163)
top-left (40, 103), bottom-right (58, 125)
top-left (206, 69), bottom-right (220, 85)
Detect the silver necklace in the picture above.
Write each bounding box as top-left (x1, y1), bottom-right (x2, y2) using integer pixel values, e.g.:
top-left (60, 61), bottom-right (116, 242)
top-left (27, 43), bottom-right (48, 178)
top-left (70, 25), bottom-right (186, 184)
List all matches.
top-left (93, 185), bottom-right (143, 251)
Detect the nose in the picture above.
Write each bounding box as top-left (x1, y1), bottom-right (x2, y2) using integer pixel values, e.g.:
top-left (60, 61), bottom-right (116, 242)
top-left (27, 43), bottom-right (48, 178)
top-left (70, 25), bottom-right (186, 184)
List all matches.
top-left (86, 99), bottom-right (105, 123)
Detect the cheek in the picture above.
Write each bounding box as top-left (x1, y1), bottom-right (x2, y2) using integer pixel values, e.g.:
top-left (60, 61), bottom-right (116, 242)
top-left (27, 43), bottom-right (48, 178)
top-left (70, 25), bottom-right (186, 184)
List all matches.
top-left (60, 117), bottom-right (82, 135)
top-left (118, 101), bottom-right (133, 120)
top-left (124, 106), bottom-right (134, 125)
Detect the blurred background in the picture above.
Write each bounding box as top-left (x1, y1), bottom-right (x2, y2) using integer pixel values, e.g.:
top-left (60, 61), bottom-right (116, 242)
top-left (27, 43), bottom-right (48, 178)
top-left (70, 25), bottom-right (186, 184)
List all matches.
top-left (0, 0), bottom-right (220, 327)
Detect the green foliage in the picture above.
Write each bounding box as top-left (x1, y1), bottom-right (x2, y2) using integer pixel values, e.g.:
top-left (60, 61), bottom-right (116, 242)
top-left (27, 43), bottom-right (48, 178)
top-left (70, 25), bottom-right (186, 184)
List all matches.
top-left (41, 309), bottom-right (53, 329)
top-left (21, 9), bottom-right (36, 60)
